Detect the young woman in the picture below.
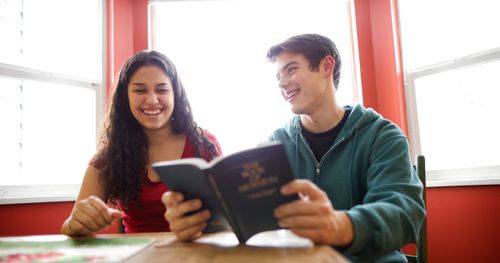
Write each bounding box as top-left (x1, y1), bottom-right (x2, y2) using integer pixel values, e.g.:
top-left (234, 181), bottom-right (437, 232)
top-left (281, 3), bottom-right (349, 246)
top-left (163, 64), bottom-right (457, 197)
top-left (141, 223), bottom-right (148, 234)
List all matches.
top-left (61, 50), bottom-right (221, 236)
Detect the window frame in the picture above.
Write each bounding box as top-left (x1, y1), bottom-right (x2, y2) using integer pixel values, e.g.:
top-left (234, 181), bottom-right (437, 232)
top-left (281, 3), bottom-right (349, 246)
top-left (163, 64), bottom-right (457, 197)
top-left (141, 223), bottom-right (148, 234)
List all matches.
top-left (404, 47), bottom-right (500, 187)
top-left (0, 1), bottom-right (106, 205)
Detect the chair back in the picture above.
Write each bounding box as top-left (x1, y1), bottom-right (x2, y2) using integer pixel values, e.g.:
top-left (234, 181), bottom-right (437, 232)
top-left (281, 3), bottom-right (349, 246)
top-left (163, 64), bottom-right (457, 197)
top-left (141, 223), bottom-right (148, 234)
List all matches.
top-left (406, 155), bottom-right (428, 263)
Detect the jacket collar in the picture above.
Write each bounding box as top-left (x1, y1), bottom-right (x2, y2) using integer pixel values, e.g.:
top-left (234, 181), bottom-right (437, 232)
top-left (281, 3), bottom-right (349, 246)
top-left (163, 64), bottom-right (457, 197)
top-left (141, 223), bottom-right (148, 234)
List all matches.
top-left (283, 104), bottom-right (380, 144)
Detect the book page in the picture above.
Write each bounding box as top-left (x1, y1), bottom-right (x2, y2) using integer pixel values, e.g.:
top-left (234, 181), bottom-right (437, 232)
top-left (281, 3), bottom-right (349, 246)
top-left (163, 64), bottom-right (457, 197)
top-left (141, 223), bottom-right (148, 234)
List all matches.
top-left (153, 157), bottom-right (210, 170)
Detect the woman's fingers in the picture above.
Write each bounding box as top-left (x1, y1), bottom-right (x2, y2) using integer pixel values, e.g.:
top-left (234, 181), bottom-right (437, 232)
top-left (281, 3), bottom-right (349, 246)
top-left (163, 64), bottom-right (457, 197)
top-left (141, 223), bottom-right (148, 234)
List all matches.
top-left (70, 196), bottom-right (120, 235)
top-left (86, 196), bottom-right (114, 226)
top-left (109, 208), bottom-right (124, 220)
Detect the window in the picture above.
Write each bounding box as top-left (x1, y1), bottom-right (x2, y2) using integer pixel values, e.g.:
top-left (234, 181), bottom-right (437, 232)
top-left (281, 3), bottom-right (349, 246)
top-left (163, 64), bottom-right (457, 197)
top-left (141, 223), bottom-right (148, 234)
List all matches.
top-left (0, 0), bottom-right (104, 203)
top-left (399, 0), bottom-right (500, 186)
top-left (151, 0), bottom-right (357, 154)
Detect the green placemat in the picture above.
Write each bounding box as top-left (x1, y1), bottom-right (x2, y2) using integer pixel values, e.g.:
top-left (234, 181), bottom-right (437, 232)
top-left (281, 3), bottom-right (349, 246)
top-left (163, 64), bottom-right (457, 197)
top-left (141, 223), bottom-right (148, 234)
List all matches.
top-left (0, 236), bottom-right (154, 262)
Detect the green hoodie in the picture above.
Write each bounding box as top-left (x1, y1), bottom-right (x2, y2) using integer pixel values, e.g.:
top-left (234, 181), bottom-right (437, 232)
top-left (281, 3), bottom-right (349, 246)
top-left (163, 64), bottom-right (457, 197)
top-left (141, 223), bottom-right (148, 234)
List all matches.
top-left (268, 104), bottom-right (425, 262)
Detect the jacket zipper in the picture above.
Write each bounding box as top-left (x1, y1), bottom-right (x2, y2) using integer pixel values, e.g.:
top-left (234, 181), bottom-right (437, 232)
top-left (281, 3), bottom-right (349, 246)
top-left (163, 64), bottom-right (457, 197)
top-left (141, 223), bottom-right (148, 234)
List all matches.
top-left (298, 130), bottom-right (347, 178)
top-left (318, 137), bottom-right (346, 169)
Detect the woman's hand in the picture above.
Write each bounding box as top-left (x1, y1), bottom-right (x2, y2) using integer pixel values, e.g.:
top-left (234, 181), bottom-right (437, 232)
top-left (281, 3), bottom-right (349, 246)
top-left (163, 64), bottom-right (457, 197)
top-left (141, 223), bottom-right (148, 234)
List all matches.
top-left (274, 179), bottom-right (354, 246)
top-left (162, 191), bottom-right (211, 242)
top-left (62, 195), bottom-right (123, 237)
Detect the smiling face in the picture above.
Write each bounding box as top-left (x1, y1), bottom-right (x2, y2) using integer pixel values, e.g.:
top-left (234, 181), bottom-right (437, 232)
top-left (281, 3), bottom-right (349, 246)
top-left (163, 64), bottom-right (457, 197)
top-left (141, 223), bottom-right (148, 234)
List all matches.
top-left (275, 51), bottom-right (330, 115)
top-left (127, 65), bottom-right (174, 131)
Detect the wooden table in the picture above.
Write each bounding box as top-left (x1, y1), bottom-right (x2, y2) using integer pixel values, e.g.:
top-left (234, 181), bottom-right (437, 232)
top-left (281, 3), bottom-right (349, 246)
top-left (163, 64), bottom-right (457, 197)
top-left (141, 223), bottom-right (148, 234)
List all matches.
top-left (0, 231), bottom-right (350, 262)
top-left (123, 231), bottom-right (349, 263)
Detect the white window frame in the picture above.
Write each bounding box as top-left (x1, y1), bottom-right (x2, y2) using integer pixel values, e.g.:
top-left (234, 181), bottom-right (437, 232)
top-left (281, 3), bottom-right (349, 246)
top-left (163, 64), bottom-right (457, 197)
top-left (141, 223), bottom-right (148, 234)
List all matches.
top-left (405, 47), bottom-right (500, 187)
top-left (0, 1), bottom-right (106, 205)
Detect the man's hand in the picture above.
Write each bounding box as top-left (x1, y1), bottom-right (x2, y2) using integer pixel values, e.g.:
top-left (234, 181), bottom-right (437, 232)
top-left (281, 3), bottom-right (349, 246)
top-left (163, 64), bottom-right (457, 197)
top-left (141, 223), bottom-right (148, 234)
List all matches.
top-left (274, 179), bottom-right (354, 246)
top-left (162, 191), bottom-right (211, 242)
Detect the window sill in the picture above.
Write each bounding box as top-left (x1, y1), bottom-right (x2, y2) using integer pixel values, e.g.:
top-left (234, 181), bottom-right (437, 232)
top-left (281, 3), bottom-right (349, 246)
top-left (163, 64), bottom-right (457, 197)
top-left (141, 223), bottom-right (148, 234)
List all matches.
top-left (2, 168), bottom-right (500, 205)
top-left (426, 165), bottom-right (500, 187)
top-left (0, 185), bottom-right (79, 205)
top-left (427, 177), bottom-right (500, 187)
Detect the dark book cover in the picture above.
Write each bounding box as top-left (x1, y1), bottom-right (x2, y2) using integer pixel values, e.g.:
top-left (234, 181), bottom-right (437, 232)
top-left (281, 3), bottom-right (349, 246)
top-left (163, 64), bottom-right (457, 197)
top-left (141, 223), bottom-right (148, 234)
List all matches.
top-left (153, 142), bottom-right (298, 243)
top-left (152, 161), bottom-right (232, 234)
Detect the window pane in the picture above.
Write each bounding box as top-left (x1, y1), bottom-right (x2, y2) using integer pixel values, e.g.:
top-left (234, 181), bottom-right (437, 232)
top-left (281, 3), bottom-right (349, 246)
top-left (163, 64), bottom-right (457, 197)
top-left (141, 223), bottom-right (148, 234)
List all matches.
top-left (0, 0), bottom-right (23, 63)
top-left (0, 0), bottom-right (102, 188)
top-left (16, 0), bottom-right (101, 80)
top-left (0, 77), bottom-right (22, 180)
top-left (399, 0), bottom-right (500, 68)
top-left (20, 80), bottom-right (96, 185)
top-left (153, 0), bottom-right (355, 154)
top-left (415, 60), bottom-right (500, 171)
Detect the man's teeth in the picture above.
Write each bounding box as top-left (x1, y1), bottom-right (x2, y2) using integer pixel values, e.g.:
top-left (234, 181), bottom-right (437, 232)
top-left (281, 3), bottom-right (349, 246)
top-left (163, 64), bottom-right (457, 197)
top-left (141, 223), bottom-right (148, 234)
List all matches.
top-left (285, 91), bottom-right (297, 99)
top-left (142, 109), bottom-right (162, 115)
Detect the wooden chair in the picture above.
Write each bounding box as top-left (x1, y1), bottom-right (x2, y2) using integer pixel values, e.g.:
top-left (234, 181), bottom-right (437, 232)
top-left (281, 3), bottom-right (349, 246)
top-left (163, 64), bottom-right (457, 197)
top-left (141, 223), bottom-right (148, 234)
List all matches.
top-left (118, 218), bottom-right (125, 233)
top-left (405, 155), bottom-right (428, 263)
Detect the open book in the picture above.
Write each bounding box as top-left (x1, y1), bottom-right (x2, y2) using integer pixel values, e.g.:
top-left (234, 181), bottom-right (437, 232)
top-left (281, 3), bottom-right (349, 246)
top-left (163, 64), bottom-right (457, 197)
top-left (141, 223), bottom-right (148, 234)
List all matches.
top-left (152, 142), bottom-right (298, 243)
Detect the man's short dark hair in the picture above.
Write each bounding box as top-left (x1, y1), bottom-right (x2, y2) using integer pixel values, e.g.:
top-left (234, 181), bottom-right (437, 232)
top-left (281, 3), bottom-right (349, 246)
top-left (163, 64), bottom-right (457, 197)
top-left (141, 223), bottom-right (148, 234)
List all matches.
top-left (267, 34), bottom-right (342, 89)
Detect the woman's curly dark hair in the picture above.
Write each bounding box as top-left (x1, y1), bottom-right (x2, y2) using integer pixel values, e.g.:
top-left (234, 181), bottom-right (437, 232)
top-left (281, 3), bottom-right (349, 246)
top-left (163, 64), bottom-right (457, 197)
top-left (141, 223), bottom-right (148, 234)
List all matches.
top-left (97, 50), bottom-right (219, 207)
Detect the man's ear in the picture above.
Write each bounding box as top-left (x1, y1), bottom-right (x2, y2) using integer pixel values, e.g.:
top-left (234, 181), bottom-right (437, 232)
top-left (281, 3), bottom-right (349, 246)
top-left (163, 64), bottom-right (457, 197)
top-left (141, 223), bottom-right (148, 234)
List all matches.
top-left (322, 55), bottom-right (335, 78)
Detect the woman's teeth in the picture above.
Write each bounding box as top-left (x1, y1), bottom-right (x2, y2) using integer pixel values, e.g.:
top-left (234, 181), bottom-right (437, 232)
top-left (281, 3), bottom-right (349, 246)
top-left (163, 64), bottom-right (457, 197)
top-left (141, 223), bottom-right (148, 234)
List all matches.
top-left (142, 109), bottom-right (162, 115)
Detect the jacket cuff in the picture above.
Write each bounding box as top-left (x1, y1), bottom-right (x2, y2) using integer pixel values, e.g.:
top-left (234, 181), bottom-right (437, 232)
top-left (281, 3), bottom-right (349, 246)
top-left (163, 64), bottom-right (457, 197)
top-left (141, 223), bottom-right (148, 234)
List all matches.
top-left (343, 209), bottom-right (370, 255)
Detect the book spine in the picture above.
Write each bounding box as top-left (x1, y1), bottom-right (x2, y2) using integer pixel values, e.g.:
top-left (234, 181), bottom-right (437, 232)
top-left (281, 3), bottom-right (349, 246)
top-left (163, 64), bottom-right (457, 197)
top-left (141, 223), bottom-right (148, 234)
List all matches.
top-left (207, 173), bottom-right (245, 243)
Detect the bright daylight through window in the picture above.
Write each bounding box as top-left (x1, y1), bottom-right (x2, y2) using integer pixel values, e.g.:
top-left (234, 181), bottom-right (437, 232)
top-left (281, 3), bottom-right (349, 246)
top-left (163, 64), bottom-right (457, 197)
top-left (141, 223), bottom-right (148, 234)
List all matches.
top-left (399, 0), bottom-right (500, 186)
top-left (0, 0), bottom-right (103, 200)
top-left (152, 0), bottom-right (356, 154)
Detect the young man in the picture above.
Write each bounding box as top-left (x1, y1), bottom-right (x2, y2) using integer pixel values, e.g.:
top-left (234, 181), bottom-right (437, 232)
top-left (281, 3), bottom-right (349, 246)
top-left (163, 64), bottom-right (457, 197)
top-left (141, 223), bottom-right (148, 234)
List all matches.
top-left (162, 34), bottom-right (425, 262)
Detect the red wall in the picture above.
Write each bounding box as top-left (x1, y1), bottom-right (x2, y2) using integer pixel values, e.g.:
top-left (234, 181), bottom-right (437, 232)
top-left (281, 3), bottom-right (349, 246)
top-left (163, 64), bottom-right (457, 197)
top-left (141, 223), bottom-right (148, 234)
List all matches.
top-left (107, 0), bottom-right (149, 96)
top-left (0, 202), bottom-right (118, 236)
top-left (1, 1), bottom-right (499, 263)
top-left (0, 202), bottom-right (73, 236)
top-left (427, 186), bottom-right (500, 263)
top-left (353, 0), bottom-right (408, 135)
